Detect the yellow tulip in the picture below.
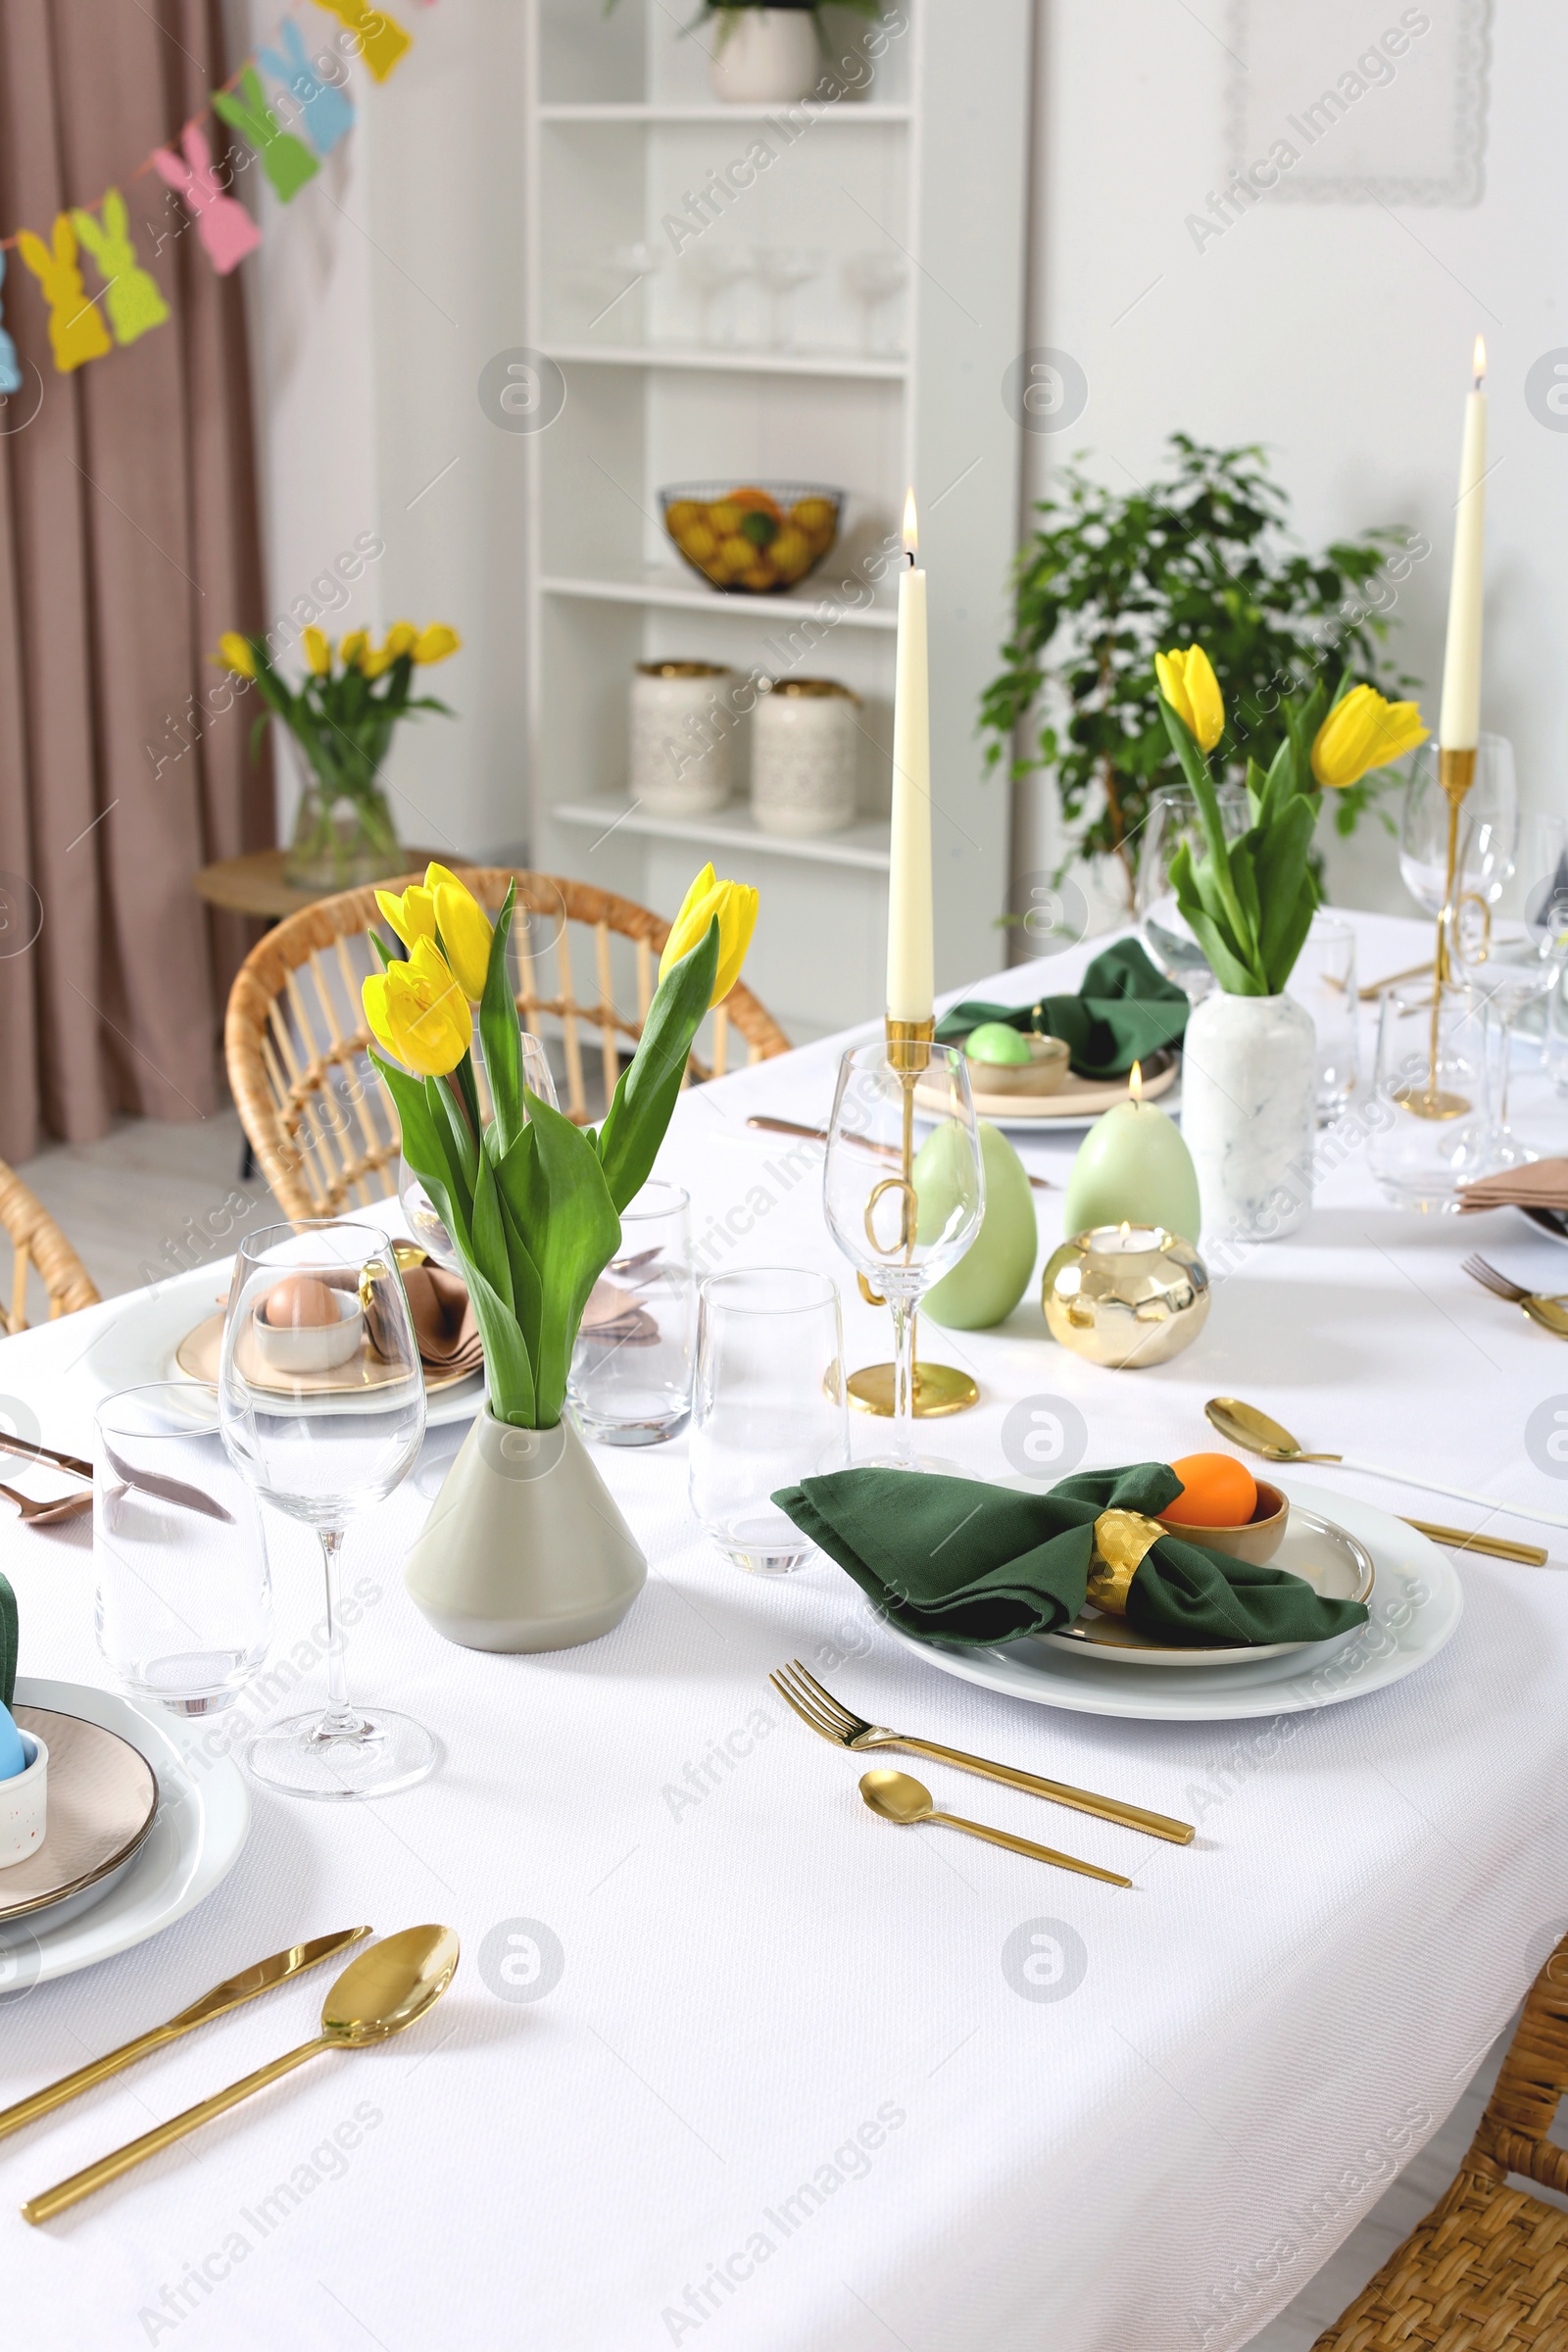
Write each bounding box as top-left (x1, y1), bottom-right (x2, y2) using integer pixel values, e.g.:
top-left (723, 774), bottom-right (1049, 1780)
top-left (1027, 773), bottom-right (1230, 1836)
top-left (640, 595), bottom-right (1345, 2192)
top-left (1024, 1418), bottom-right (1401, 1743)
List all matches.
top-left (414, 624), bottom-right (461, 665)
top-left (375, 881), bottom-right (438, 952)
top-left (383, 621), bottom-right (417, 661)
top-left (361, 644), bottom-right (394, 681)
top-left (659, 863), bottom-right (759, 1007)
top-left (425, 862), bottom-right (493, 1001)
top-left (1155, 645), bottom-right (1225, 755)
top-left (215, 632), bottom-right (256, 678)
top-left (1311, 684), bottom-right (1430, 790)
top-left (340, 629), bottom-right (369, 670)
top-left (361, 938), bottom-right (470, 1077)
top-left (303, 626), bottom-right (332, 676)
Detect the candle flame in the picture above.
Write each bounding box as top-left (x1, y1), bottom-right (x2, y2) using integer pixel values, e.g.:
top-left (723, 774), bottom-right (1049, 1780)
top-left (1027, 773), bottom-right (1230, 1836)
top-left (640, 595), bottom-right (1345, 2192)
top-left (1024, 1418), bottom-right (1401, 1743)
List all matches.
top-left (1119, 1220), bottom-right (1130, 1239)
top-left (1473, 333), bottom-right (1487, 386)
top-left (1129, 1058), bottom-right (1144, 1104)
top-left (903, 488), bottom-right (919, 558)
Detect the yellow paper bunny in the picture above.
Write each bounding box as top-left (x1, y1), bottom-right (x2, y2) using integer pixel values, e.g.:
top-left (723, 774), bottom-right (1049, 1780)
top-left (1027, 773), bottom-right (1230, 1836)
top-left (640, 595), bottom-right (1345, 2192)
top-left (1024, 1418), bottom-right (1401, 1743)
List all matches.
top-left (17, 216), bottom-right (112, 372)
top-left (71, 190), bottom-right (170, 348)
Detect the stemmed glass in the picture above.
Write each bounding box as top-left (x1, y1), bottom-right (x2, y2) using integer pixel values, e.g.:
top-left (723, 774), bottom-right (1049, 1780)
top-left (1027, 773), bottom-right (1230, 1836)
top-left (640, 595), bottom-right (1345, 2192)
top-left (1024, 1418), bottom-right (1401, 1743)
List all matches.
top-left (752, 246), bottom-right (826, 350)
top-left (1136, 784), bottom-right (1252, 1002)
top-left (1399, 734), bottom-right (1518, 919)
top-left (683, 246), bottom-right (752, 347)
top-left (823, 1042), bottom-right (984, 1473)
top-left (1447, 812), bottom-right (1568, 1169)
top-left (219, 1220), bottom-right (433, 1799)
top-left (843, 250), bottom-right (908, 355)
top-left (400, 1033), bottom-right (558, 1271)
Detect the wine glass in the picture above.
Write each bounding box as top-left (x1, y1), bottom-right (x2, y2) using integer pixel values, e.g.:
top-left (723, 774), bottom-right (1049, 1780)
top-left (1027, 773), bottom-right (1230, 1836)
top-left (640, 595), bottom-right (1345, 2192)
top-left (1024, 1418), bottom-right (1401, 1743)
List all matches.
top-left (683, 245), bottom-right (752, 347)
top-left (219, 1220), bottom-right (433, 1799)
top-left (399, 1033), bottom-right (559, 1270)
top-left (842, 249), bottom-right (908, 355)
top-left (752, 245), bottom-right (826, 351)
top-left (1399, 733), bottom-right (1518, 917)
top-left (823, 1043), bottom-right (983, 1473)
top-left (1447, 811), bottom-right (1568, 1168)
top-left (1136, 784), bottom-right (1252, 1002)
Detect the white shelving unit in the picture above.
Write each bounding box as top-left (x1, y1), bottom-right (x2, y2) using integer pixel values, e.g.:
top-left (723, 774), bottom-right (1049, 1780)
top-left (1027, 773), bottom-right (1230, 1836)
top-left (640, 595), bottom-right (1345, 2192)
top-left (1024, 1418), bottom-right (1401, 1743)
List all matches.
top-left (522, 0), bottom-right (1032, 1041)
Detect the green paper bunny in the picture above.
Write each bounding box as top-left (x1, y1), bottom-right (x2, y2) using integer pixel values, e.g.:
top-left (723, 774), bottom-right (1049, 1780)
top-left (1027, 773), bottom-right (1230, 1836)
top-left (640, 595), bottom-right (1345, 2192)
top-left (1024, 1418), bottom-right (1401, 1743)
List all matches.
top-left (213, 68), bottom-right (319, 203)
top-left (71, 190), bottom-right (170, 347)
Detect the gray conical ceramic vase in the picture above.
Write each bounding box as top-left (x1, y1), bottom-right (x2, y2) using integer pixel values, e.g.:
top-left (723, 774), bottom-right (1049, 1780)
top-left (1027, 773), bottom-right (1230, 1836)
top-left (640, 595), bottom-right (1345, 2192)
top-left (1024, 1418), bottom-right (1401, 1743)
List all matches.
top-left (404, 1410), bottom-right (647, 1652)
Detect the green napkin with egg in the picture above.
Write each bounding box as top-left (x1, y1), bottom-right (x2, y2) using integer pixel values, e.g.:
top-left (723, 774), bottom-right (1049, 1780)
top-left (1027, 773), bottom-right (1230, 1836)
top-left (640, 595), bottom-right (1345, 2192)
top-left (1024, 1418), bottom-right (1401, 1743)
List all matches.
top-left (935, 938), bottom-right (1189, 1079)
top-left (771, 1462), bottom-right (1369, 1649)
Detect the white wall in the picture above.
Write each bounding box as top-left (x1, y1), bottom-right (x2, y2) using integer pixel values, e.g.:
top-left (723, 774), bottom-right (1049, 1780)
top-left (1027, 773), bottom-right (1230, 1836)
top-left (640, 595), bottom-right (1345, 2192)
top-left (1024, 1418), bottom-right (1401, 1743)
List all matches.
top-left (1016, 0), bottom-right (1568, 920)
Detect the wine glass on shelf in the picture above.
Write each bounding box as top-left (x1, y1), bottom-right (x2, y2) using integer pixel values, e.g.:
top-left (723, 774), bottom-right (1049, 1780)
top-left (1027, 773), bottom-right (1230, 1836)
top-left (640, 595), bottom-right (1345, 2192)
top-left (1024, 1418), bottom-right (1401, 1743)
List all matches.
top-left (218, 1220), bottom-right (433, 1799)
top-left (1447, 811), bottom-right (1568, 1169)
top-left (682, 245), bottom-right (752, 347)
top-left (399, 1033), bottom-right (559, 1270)
top-left (1399, 734), bottom-right (1518, 922)
top-left (1136, 783), bottom-right (1252, 1003)
top-left (842, 250), bottom-right (908, 355)
top-left (752, 245), bottom-right (826, 351)
top-left (596, 241), bottom-right (663, 342)
top-left (823, 1042), bottom-right (984, 1474)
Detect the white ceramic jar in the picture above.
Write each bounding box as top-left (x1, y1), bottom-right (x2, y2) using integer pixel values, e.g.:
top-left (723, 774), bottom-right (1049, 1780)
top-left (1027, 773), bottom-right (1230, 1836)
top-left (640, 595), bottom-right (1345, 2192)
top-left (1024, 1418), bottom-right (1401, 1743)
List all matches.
top-left (751, 676), bottom-right (858, 837)
top-left (710, 6), bottom-right (820, 105)
top-left (1180, 990), bottom-right (1317, 1244)
top-left (629, 662), bottom-right (735, 817)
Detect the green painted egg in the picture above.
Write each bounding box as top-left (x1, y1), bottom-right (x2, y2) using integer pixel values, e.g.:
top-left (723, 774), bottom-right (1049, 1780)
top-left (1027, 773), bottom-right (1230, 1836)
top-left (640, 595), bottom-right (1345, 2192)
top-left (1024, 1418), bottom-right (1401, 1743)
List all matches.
top-left (965, 1020), bottom-right (1031, 1067)
top-left (918, 1119), bottom-right (1039, 1330)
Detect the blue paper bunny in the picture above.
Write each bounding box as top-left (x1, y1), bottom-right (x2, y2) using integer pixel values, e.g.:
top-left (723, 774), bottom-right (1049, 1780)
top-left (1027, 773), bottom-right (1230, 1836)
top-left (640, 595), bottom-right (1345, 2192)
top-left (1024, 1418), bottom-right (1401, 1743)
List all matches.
top-left (0, 251), bottom-right (23, 399)
top-left (258, 21), bottom-right (356, 157)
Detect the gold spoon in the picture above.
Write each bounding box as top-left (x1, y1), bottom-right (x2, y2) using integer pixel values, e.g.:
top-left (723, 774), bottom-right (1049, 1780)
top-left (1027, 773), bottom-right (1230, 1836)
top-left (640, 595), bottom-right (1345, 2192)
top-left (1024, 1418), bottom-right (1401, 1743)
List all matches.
top-left (858, 1769), bottom-right (1132, 1887)
top-left (0, 1482), bottom-right (92, 1528)
top-left (1205, 1396), bottom-right (1568, 1537)
top-left (23, 1925), bottom-right (459, 2225)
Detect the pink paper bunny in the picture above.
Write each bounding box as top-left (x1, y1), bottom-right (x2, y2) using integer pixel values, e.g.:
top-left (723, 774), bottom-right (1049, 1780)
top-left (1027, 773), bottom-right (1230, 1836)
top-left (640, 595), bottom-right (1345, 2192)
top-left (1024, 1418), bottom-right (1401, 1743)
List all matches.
top-left (151, 122), bottom-right (262, 276)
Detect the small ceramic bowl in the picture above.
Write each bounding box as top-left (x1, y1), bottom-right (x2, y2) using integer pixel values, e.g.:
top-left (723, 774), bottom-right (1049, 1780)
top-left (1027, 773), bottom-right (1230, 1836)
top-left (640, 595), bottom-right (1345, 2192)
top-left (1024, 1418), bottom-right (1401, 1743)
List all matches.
top-left (253, 1290), bottom-right (364, 1375)
top-left (0, 1735), bottom-right (47, 1870)
top-left (1157, 1480), bottom-right (1289, 1564)
top-left (965, 1034), bottom-right (1071, 1096)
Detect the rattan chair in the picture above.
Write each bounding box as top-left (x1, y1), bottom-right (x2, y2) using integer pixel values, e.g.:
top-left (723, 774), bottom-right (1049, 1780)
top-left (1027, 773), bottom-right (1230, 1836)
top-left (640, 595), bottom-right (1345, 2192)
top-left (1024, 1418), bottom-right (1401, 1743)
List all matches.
top-left (0, 1159), bottom-right (100, 1333)
top-left (1313, 1933), bottom-right (1568, 2349)
top-left (225, 864), bottom-right (791, 1225)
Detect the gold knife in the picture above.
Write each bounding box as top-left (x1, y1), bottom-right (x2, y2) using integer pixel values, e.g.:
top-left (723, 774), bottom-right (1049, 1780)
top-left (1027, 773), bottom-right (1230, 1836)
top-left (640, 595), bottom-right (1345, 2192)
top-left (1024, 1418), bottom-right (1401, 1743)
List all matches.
top-left (0, 1926), bottom-right (371, 2142)
top-left (1400, 1517), bottom-right (1549, 1567)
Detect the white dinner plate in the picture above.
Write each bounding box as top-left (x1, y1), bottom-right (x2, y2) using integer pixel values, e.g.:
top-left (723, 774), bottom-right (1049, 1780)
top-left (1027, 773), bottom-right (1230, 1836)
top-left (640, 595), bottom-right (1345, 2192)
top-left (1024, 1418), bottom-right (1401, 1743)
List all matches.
top-left (0, 1679), bottom-right (250, 1987)
top-left (81, 1262), bottom-right (484, 1429)
top-left (884, 1481), bottom-right (1461, 1722)
top-left (1043, 1504), bottom-right (1375, 1666)
top-left (915, 1046), bottom-right (1179, 1129)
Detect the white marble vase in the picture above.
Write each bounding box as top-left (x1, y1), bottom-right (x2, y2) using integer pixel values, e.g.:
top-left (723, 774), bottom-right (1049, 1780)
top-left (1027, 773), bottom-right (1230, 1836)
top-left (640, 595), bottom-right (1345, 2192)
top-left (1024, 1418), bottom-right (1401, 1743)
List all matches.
top-left (1180, 990), bottom-right (1317, 1244)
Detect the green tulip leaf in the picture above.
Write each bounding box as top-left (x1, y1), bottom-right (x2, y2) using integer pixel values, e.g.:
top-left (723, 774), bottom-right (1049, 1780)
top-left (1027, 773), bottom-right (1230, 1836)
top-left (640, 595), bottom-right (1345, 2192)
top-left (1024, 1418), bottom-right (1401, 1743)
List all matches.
top-left (479, 884), bottom-right (524, 1156)
top-left (596, 917), bottom-right (720, 1213)
top-left (495, 1095), bottom-right (621, 1426)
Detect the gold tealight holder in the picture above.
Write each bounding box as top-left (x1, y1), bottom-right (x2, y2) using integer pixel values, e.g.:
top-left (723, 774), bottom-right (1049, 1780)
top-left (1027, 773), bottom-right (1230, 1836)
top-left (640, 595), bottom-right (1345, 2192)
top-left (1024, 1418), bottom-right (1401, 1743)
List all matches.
top-left (1041, 1223), bottom-right (1210, 1370)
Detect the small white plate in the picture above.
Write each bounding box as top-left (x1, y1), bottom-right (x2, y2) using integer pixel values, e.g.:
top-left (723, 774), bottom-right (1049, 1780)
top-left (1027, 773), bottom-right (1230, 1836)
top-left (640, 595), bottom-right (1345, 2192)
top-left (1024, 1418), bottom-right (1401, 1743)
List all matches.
top-left (884, 1482), bottom-right (1461, 1723)
top-left (917, 1047), bottom-right (1179, 1128)
top-left (1043, 1505), bottom-right (1375, 1668)
top-left (0, 1679), bottom-right (250, 1987)
top-left (83, 1263), bottom-right (484, 1430)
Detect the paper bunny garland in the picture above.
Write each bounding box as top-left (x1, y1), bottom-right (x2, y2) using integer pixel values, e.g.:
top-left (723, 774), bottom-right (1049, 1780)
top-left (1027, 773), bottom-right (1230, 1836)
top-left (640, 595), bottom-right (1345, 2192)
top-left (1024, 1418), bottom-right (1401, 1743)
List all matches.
top-left (17, 217), bottom-right (112, 372)
top-left (0, 253), bottom-right (23, 398)
top-left (213, 66), bottom-right (318, 201)
top-left (72, 190), bottom-right (171, 346)
top-left (151, 123), bottom-right (265, 275)
top-left (259, 22), bottom-right (355, 155)
top-left (310, 1), bottom-right (412, 85)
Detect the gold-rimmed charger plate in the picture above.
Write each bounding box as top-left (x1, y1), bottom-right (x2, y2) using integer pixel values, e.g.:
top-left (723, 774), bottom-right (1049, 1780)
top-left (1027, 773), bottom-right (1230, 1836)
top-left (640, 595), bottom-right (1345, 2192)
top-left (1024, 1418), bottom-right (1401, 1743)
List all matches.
top-left (0, 1709), bottom-right (158, 1927)
top-left (914, 1045), bottom-right (1179, 1125)
top-left (175, 1314), bottom-right (478, 1399)
top-left (1044, 1506), bottom-right (1375, 1667)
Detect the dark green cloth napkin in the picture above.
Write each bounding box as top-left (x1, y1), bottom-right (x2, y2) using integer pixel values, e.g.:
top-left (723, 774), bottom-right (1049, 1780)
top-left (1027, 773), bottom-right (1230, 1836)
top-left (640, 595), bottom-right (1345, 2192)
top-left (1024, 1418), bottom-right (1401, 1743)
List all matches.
top-left (0, 1572), bottom-right (16, 1708)
top-left (772, 1461), bottom-right (1370, 1650)
top-left (935, 938), bottom-right (1189, 1079)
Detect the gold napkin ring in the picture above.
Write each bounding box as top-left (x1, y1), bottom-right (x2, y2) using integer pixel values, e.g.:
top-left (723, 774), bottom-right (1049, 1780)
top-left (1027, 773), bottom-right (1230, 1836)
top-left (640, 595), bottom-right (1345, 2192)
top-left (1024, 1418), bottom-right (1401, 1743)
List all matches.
top-left (1086, 1509), bottom-right (1165, 1616)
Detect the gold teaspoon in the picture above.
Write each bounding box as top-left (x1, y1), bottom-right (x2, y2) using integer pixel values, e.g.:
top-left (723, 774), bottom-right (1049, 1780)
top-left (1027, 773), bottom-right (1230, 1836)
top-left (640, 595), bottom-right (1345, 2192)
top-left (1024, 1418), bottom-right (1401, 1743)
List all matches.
top-left (23, 1925), bottom-right (459, 2225)
top-left (1204, 1396), bottom-right (1568, 1536)
top-left (858, 1769), bottom-right (1132, 1887)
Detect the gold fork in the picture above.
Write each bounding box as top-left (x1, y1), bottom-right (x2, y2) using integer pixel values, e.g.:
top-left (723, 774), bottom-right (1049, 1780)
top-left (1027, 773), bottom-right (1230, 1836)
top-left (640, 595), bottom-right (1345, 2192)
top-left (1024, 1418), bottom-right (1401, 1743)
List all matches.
top-left (769, 1660), bottom-right (1194, 1844)
top-left (1461, 1254), bottom-right (1568, 1338)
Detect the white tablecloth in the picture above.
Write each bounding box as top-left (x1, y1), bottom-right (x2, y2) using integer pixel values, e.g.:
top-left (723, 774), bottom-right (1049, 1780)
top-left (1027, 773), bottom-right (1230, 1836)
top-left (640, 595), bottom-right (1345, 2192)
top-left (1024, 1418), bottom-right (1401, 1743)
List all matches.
top-left (3, 909), bottom-right (1567, 2352)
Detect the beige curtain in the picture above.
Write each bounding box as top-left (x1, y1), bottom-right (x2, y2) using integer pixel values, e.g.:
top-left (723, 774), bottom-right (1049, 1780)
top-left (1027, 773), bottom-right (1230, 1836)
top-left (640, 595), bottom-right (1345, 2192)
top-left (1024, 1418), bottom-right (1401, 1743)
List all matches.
top-left (0, 0), bottom-right (272, 1163)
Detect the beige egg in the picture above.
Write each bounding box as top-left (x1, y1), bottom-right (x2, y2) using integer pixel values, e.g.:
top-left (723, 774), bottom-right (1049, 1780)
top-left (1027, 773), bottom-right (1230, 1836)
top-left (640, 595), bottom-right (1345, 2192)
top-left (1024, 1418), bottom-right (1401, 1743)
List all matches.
top-left (263, 1273), bottom-right (340, 1329)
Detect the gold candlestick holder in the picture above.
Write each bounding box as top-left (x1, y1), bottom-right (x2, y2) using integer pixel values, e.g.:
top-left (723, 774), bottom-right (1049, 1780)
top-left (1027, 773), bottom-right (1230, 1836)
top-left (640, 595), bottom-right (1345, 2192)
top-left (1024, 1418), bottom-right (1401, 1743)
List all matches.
top-left (845, 1015), bottom-right (980, 1418)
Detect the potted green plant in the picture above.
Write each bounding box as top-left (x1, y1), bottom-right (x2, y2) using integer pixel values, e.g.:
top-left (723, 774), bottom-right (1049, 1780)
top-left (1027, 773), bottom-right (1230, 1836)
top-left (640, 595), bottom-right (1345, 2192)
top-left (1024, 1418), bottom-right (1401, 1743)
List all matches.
top-left (367, 860), bottom-right (758, 1651)
top-left (608, 1), bottom-right (887, 106)
top-left (1157, 644), bottom-right (1426, 1241)
top-left (981, 435), bottom-right (1423, 908)
top-left (216, 622), bottom-right (460, 890)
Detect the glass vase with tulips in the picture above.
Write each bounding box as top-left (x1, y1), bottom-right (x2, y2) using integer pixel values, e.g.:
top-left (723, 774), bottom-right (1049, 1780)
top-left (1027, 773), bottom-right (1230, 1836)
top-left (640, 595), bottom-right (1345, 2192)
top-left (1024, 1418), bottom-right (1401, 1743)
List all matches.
top-left (215, 622), bottom-right (462, 891)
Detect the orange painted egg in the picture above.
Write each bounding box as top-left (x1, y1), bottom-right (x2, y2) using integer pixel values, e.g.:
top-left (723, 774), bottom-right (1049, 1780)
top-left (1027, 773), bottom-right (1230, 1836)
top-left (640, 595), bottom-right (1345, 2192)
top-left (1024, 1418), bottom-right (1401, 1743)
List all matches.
top-left (263, 1273), bottom-right (339, 1329)
top-left (1162, 1452), bottom-right (1257, 1528)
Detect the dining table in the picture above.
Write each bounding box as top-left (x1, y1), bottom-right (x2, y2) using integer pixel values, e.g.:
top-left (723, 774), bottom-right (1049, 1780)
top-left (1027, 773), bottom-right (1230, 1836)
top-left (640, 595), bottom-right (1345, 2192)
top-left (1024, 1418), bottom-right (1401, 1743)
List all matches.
top-left (1, 905), bottom-right (1565, 2352)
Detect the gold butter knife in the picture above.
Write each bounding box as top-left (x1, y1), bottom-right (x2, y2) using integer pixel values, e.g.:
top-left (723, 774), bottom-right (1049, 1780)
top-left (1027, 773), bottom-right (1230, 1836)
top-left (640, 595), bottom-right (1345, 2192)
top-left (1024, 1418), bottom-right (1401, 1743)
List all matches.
top-left (0, 1926), bottom-right (371, 2143)
top-left (1400, 1518), bottom-right (1549, 1567)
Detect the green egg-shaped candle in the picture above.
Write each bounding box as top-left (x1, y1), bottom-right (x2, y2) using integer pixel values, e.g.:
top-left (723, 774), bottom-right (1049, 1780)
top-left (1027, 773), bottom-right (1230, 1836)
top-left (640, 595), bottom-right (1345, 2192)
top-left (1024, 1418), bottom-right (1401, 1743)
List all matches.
top-left (918, 1119), bottom-right (1039, 1330)
top-left (965, 1021), bottom-right (1031, 1067)
top-left (1062, 1083), bottom-right (1201, 1247)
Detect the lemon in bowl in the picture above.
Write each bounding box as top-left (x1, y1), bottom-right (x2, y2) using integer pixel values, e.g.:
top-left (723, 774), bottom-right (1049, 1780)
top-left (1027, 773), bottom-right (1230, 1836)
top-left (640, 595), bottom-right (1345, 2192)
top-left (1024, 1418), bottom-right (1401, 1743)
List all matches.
top-left (660, 482), bottom-right (844, 595)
